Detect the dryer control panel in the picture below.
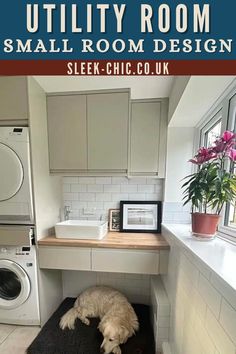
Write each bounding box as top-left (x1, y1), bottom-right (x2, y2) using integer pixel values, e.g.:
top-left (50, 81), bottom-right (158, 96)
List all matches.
top-left (0, 246), bottom-right (32, 256)
top-left (0, 127), bottom-right (29, 143)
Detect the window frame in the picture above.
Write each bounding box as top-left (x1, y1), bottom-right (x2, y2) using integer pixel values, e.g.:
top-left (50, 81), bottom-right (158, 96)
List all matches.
top-left (200, 109), bottom-right (223, 147)
top-left (196, 84), bottom-right (236, 242)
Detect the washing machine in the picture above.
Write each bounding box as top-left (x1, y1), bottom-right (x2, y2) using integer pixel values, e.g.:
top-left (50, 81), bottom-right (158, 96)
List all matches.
top-left (0, 127), bottom-right (34, 225)
top-left (0, 245), bottom-right (40, 325)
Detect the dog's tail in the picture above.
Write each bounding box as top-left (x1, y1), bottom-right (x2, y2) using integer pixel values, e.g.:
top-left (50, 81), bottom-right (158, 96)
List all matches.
top-left (59, 308), bottom-right (78, 330)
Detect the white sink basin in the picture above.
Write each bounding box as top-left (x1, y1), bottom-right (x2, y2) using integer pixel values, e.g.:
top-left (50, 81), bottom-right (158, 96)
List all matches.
top-left (55, 220), bottom-right (108, 240)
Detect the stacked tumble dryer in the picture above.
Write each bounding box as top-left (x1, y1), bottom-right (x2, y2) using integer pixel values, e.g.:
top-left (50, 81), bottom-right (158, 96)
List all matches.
top-left (0, 127), bottom-right (40, 325)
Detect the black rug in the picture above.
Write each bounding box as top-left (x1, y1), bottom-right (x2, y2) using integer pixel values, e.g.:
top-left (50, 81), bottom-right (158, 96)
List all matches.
top-left (27, 298), bottom-right (155, 354)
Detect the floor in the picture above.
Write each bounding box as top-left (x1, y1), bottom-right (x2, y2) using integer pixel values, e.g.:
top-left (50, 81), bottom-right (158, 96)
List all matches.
top-left (0, 324), bottom-right (40, 354)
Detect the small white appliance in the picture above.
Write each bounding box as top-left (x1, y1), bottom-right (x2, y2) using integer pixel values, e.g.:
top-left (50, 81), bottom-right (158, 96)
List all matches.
top-left (0, 245), bottom-right (40, 325)
top-left (0, 127), bottom-right (34, 225)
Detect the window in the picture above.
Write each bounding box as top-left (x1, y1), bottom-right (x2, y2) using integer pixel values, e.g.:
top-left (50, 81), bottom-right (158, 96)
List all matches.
top-left (198, 87), bottom-right (236, 241)
top-left (224, 94), bottom-right (236, 230)
top-left (200, 109), bottom-right (223, 147)
top-left (205, 120), bottom-right (222, 147)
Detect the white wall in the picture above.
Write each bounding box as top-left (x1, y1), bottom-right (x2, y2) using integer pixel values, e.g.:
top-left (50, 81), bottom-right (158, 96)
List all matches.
top-left (27, 77), bottom-right (63, 325)
top-left (168, 77), bottom-right (190, 123)
top-left (162, 227), bottom-right (236, 354)
top-left (163, 127), bottom-right (195, 223)
top-left (165, 127), bottom-right (194, 203)
top-left (28, 77), bottom-right (62, 238)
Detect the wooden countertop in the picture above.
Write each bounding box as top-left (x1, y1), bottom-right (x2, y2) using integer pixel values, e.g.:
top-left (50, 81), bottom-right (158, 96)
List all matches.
top-left (38, 232), bottom-right (169, 250)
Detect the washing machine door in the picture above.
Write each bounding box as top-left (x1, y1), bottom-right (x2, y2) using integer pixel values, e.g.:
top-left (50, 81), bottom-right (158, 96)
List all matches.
top-left (0, 143), bottom-right (24, 201)
top-left (0, 260), bottom-right (31, 309)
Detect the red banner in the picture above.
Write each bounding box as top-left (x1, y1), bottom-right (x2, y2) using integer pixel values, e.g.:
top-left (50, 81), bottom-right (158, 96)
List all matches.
top-left (0, 60), bottom-right (235, 75)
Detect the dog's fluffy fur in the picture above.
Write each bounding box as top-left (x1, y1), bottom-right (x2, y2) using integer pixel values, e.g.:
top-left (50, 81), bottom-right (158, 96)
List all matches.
top-left (60, 286), bottom-right (139, 354)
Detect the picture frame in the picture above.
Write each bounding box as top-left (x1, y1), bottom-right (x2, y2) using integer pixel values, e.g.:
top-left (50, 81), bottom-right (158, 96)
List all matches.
top-left (120, 201), bottom-right (162, 233)
top-left (108, 209), bottom-right (120, 232)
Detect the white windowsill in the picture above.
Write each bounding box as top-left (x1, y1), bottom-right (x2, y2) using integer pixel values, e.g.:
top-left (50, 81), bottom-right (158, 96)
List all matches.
top-left (162, 223), bottom-right (236, 294)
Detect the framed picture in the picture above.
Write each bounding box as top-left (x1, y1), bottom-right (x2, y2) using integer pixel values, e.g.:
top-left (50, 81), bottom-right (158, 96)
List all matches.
top-left (109, 209), bottom-right (120, 232)
top-left (120, 201), bottom-right (162, 233)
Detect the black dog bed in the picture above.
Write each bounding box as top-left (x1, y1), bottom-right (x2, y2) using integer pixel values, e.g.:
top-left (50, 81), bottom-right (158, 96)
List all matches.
top-left (27, 297), bottom-right (155, 354)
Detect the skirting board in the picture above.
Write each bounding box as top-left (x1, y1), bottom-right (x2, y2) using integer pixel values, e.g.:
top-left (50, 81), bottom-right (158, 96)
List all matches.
top-left (162, 342), bottom-right (172, 354)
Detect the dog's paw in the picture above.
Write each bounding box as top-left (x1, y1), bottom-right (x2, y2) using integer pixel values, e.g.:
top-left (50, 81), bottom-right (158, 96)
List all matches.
top-left (112, 346), bottom-right (121, 354)
top-left (83, 318), bottom-right (90, 326)
top-left (59, 317), bottom-right (75, 330)
top-left (59, 314), bottom-right (76, 330)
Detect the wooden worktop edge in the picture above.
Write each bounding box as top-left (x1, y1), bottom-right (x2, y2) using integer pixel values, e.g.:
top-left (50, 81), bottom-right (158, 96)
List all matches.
top-left (37, 232), bottom-right (169, 251)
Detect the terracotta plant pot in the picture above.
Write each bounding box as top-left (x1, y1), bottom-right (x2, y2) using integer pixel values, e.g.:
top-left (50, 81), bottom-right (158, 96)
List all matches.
top-left (191, 212), bottom-right (220, 240)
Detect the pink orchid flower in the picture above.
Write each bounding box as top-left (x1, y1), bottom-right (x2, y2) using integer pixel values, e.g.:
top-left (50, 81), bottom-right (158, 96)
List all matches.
top-left (228, 148), bottom-right (236, 161)
top-left (189, 147), bottom-right (216, 165)
top-left (222, 131), bottom-right (236, 142)
top-left (213, 131), bottom-right (236, 153)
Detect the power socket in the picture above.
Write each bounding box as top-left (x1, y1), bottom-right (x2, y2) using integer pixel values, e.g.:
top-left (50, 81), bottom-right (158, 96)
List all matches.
top-left (83, 207), bottom-right (96, 215)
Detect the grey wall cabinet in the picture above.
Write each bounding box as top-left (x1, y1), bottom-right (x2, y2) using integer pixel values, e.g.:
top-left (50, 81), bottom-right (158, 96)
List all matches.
top-left (47, 90), bottom-right (129, 173)
top-left (47, 95), bottom-right (87, 172)
top-left (87, 92), bottom-right (129, 171)
top-left (0, 76), bottom-right (28, 121)
top-left (129, 99), bottom-right (168, 178)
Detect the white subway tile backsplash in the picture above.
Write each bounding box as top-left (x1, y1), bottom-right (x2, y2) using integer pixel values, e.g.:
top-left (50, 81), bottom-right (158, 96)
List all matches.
top-left (62, 176), bottom-right (164, 223)
top-left (87, 201), bottom-right (104, 209)
top-left (129, 177), bottom-right (147, 184)
top-left (112, 193), bottom-right (129, 202)
top-left (70, 210), bottom-right (80, 218)
top-left (210, 273), bottom-right (236, 311)
top-left (71, 201), bottom-right (87, 209)
top-left (121, 184), bottom-right (138, 193)
top-left (180, 253), bottom-right (199, 287)
top-left (63, 193), bottom-right (78, 201)
top-left (71, 184), bottom-right (87, 193)
top-left (87, 185), bottom-right (104, 193)
top-left (205, 309), bottom-right (235, 354)
top-left (163, 202), bottom-right (190, 224)
top-left (146, 193), bottom-right (159, 201)
top-left (63, 184), bottom-right (70, 193)
top-left (103, 202), bottom-right (119, 210)
top-left (219, 299), bottom-right (236, 345)
top-left (198, 274), bottom-right (222, 319)
top-left (138, 184), bottom-right (155, 193)
top-left (129, 193), bottom-right (146, 201)
top-left (79, 193), bottom-right (96, 202)
top-left (96, 177), bottom-right (112, 185)
top-left (64, 177), bottom-right (79, 184)
top-left (147, 178), bottom-right (160, 185)
top-left (104, 184), bottom-right (121, 193)
top-left (192, 289), bottom-right (207, 322)
top-left (78, 177), bottom-right (96, 184)
top-left (112, 177), bottom-right (129, 185)
top-left (158, 316), bottom-right (170, 327)
top-left (62, 271), bottom-right (150, 305)
top-left (158, 327), bottom-right (169, 338)
top-left (162, 226), bottom-right (236, 354)
top-left (96, 193), bottom-right (112, 202)
top-left (192, 312), bottom-right (216, 354)
top-left (185, 250), bottom-right (211, 280)
top-left (155, 184), bottom-right (163, 192)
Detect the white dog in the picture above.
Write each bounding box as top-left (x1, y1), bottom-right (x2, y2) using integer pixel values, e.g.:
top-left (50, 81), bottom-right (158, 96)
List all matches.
top-left (60, 286), bottom-right (139, 354)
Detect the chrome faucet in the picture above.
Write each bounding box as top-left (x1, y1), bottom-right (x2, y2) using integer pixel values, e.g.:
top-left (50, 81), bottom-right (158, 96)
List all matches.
top-left (64, 206), bottom-right (71, 220)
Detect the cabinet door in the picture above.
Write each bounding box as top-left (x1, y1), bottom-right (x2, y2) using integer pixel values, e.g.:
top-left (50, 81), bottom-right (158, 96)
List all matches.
top-left (47, 95), bottom-right (87, 171)
top-left (130, 101), bottom-right (161, 175)
top-left (38, 246), bottom-right (91, 270)
top-left (92, 248), bottom-right (159, 274)
top-left (87, 92), bottom-right (129, 170)
top-left (0, 77), bottom-right (28, 120)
